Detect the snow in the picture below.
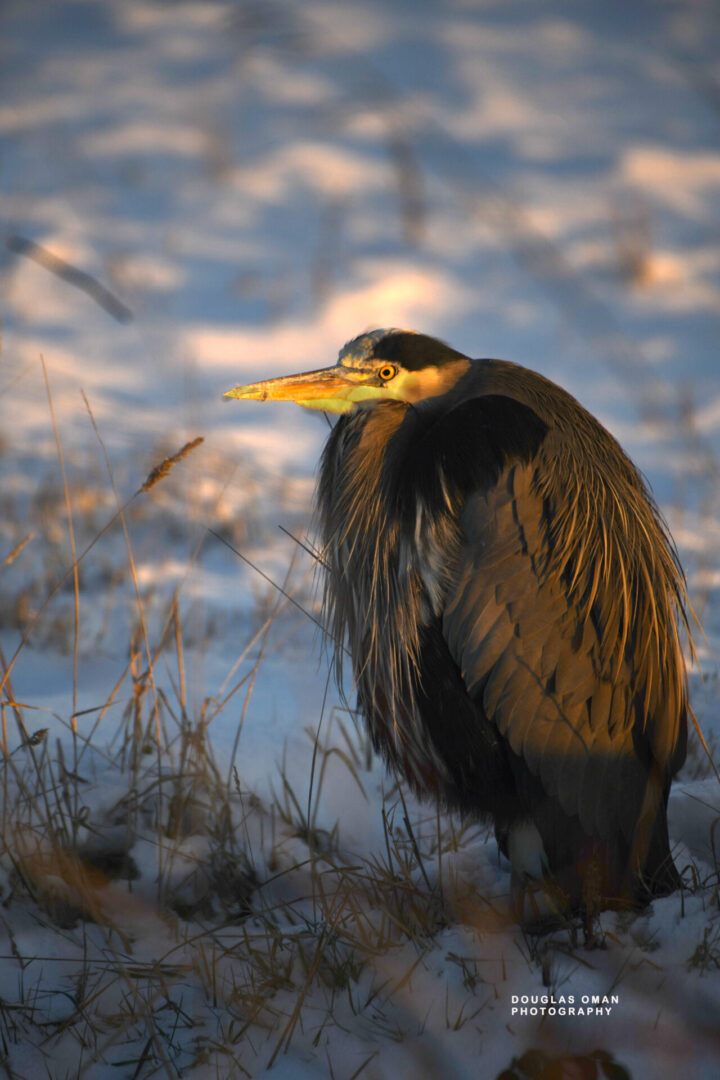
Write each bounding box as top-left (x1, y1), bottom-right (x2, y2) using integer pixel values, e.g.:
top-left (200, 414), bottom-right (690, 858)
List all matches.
top-left (1, 0), bottom-right (720, 1076)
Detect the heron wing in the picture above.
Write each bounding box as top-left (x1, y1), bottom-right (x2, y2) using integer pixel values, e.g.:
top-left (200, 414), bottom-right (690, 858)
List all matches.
top-left (441, 457), bottom-right (669, 845)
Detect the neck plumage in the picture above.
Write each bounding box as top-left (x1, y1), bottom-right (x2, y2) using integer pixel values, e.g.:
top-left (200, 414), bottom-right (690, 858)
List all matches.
top-left (317, 403), bottom-right (431, 721)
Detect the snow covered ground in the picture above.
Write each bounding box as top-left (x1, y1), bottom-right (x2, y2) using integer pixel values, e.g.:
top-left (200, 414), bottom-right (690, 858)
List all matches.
top-left (1, 0), bottom-right (720, 1076)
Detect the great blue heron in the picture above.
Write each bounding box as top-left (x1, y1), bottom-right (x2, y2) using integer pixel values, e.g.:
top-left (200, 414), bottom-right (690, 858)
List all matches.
top-left (226, 329), bottom-right (689, 921)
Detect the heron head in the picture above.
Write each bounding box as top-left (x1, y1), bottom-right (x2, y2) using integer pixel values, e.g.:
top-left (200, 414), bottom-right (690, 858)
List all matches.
top-left (224, 329), bottom-right (471, 413)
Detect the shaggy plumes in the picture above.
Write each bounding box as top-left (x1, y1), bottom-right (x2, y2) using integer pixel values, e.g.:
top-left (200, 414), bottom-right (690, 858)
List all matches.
top-left (312, 345), bottom-right (691, 910)
top-left (318, 403), bottom-right (440, 781)
top-left (534, 398), bottom-right (690, 746)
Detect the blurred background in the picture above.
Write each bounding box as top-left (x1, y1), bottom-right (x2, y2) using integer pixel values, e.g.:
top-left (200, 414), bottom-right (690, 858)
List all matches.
top-left (3, 0), bottom-right (720, 581)
top-left (1, 1), bottom-right (720, 1076)
top-left (3, 0), bottom-right (720, 635)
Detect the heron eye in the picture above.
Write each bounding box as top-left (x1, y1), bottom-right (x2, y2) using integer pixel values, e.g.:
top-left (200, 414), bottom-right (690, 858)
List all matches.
top-left (378, 365), bottom-right (396, 381)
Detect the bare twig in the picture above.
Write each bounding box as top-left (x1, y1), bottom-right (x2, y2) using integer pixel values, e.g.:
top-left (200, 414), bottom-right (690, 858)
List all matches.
top-left (6, 235), bottom-right (133, 323)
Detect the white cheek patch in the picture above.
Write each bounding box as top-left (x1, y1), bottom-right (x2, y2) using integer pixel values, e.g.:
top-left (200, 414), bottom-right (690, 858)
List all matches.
top-left (391, 369), bottom-right (431, 401)
top-left (391, 364), bottom-right (468, 403)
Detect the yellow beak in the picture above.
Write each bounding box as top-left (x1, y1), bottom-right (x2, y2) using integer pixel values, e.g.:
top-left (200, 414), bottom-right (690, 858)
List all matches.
top-left (224, 364), bottom-right (380, 413)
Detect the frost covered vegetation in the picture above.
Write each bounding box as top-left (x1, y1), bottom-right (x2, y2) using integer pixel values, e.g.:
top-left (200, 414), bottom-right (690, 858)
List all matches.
top-left (2, 0), bottom-right (720, 1077)
top-left (1, 442), bottom-right (718, 1078)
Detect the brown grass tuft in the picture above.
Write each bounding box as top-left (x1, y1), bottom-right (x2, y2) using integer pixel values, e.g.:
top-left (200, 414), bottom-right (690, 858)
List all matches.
top-left (140, 437), bottom-right (204, 493)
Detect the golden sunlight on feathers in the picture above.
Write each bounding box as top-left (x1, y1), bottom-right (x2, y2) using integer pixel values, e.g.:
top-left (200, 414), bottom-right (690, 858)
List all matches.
top-left (226, 328), bottom-right (691, 932)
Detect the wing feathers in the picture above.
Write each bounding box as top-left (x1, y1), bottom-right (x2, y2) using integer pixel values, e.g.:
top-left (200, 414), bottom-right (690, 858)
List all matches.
top-left (443, 460), bottom-right (686, 849)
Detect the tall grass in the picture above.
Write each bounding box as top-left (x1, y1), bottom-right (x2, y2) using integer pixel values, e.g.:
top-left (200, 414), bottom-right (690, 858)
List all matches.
top-left (0, 383), bottom-right (512, 1078)
top-left (0, 375), bottom-right (717, 1079)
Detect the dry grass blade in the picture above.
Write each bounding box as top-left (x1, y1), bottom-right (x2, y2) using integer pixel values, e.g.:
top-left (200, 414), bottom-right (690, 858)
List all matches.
top-left (140, 437), bottom-right (204, 493)
top-left (172, 598), bottom-right (186, 714)
top-left (81, 391), bottom-right (169, 883)
top-left (208, 527), bottom-right (339, 645)
top-left (41, 355), bottom-right (81, 829)
top-left (0, 431), bottom-right (208, 700)
top-left (278, 524), bottom-right (329, 571)
top-left (267, 887), bottom-right (350, 1067)
top-left (0, 499), bottom-right (137, 700)
top-left (225, 550), bottom-right (299, 789)
top-left (1, 532), bottom-right (34, 571)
